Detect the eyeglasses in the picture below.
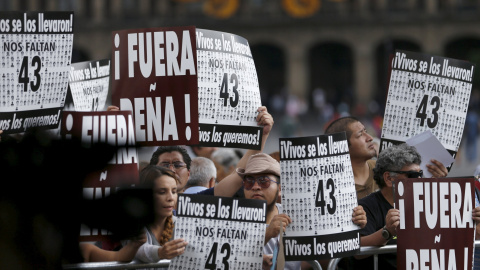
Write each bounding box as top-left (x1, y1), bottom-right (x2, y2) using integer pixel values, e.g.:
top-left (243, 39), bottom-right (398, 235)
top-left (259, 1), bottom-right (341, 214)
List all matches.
top-left (389, 170), bottom-right (423, 178)
top-left (159, 162), bottom-right (187, 170)
top-left (243, 175), bottom-right (278, 190)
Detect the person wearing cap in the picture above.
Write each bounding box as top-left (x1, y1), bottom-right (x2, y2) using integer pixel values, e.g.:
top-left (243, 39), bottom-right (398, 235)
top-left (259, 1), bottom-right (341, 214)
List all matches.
top-left (197, 106), bottom-right (274, 197)
top-left (237, 153), bottom-right (367, 270)
top-left (236, 152), bottom-right (298, 270)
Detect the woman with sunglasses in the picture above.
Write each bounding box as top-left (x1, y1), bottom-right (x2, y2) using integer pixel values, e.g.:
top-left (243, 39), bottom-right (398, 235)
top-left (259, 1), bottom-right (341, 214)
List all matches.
top-left (126, 165), bottom-right (188, 266)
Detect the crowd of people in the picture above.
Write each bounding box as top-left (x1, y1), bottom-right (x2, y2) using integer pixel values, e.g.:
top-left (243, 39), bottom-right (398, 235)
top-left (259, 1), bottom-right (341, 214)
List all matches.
top-left (2, 105), bottom-right (480, 270)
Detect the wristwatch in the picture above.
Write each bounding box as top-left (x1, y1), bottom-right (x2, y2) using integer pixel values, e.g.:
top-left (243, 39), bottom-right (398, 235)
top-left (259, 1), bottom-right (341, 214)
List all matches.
top-left (382, 225), bottom-right (392, 241)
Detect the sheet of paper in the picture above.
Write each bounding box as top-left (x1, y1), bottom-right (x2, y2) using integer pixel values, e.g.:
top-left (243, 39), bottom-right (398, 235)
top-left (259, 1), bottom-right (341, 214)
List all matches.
top-left (406, 130), bottom-right (455, 178)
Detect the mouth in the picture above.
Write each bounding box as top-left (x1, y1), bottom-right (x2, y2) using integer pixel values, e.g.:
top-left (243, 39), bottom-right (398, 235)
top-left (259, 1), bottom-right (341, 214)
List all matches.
top-left (251, 194), bottom-right (264, 199)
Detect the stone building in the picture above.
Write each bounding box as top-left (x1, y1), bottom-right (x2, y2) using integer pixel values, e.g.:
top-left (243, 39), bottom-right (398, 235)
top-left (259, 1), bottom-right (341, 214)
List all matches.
top-left (6, 0), bottom-right (480, 116)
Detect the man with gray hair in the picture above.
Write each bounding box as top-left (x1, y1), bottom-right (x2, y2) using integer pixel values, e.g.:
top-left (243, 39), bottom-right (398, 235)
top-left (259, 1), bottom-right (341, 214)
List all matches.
top-left (353, 143), bottom-right (423, 269)
top-left (183, 157), bottom-right (217, 194)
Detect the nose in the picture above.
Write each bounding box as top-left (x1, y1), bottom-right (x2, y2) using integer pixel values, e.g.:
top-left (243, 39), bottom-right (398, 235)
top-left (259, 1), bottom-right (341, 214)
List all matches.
top-left (251, 180), bottom-right (262, 190)
top-left (365, 132), bottom-right (373, 142)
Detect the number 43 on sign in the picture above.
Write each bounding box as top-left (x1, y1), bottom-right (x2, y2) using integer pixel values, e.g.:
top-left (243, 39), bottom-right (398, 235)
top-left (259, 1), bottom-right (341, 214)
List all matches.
top-left (205, 242), bottom-right (231, 270)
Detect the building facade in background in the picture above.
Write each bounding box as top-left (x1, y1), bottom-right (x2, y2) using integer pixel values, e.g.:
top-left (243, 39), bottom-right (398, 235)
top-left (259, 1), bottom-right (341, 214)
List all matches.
top-left (7, 0), bottom-right (480, 122)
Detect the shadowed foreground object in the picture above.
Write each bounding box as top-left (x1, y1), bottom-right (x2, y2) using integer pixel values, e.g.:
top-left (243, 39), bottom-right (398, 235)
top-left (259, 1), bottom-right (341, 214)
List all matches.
top-left (0, 129), bottom-right (153, 269)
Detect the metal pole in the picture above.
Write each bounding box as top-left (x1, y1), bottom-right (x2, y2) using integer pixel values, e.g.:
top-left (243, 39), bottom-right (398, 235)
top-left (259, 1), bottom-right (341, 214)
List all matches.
top-left (63, 260), bottom-right (171, 270)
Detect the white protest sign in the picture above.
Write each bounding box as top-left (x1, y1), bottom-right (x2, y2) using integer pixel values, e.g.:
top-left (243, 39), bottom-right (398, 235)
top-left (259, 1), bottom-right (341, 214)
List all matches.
top-left (196, 29), bottom-right (263, 149)
top-left (170, 194), bottom-right (266, 269)
top-left (0, 11), bottom-right (74, 134)
top-left (380, 50), bottom-right (474, 169)
top-left (68, 59), bottom-right (110, 111)
top-left (279, 132), bottom-right (361, 261)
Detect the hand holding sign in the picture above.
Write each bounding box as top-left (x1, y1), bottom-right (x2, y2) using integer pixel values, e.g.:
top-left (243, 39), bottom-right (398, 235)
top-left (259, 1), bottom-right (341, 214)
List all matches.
top-left (265, 213), bottom-right (292, 244)
top-left (385, 208), bottom-right (400, 238)
top-left (351, 206), bottom-right (367, 229)
top-left (257, 106), bottom-right (274, 138)
top-left (263, 254), bottom-right (273, 269)
top-left (158, 238), bottom-right (188, 260)
top-left (425, 159), bottom-right (448, 177)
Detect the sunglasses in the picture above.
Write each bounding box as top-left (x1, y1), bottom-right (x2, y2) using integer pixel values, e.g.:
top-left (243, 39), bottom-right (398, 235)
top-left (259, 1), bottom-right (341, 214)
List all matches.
top-left (243, 175), bottom-right (278, 190)
top-left (389, 170), bottom-right (423, 178)
top-left (159, 161), bottom-right (187, 170)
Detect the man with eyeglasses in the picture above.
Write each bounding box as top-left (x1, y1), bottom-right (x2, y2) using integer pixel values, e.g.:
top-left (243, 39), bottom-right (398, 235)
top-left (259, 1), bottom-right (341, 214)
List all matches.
top-left (150, 145), bottom-right (192, 193)
top-left (236, 152), bottom-right (299, 269)
top-left (236, 153), bottom-right (367, 270)
top-left (149, 106), bottom-right (274, 196)
top-left (353, 143), bottom-right (424, 269)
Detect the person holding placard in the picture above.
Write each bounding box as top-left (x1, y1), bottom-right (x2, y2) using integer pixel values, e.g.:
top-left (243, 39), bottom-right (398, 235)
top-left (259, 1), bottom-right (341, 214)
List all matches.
top-left (236, 153), bottom-right (299, 270)
top-left (127, 165), bottom-right (188, 266)
top-left (352, 143), bottom-right (423, 268)
top-left (235, 153), bottom-right (367, 270)
top-left (197, 106), bottom-right (275, 197)
top-left (356, 143), bottom-right (480, 269)
top-left (325, 116), bottom-right (448, 200)
top-left (352, 144), bottom-right (423, 269)
top-left (325, 117), bottom-right (379, 199)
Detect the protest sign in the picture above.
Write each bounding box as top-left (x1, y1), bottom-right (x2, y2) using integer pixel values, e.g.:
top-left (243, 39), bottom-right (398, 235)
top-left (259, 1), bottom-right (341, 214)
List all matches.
top-left (395, 178), bottom-right (475, 270)
top-left (60, 110), bottom-right (139, 241)
top-left (111, 26), bottom-right (198, 146)
top-left (380, 50), bottom-right (475, 166)
top-left (0, 11), bottom-right (74, 134)
top-left (196, 29), bottom-right (263, 150)
top-left (68, 59), bottom-right (110, 111)
top-left (279, 132), bottom-right (360, 261)
top-left (170, 194), bottom-right (266, 269)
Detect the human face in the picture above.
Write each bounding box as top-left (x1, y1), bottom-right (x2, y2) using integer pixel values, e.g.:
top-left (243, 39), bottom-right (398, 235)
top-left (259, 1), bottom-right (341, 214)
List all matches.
top-left (243, 174), bottom-right (279, 208)
top-left (347, 121), bottom-right (376, 161)
top-left (153, 175), bottom-right (177, 218)
top-left (156, 151), bottom-right (190, 191)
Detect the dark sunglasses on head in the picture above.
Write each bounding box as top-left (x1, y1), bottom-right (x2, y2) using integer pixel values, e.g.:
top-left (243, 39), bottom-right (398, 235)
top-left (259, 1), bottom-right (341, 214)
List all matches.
top-left (159, 161), bottom-right (187, 169)
top-left (389, 170), bottom-right (423, 178)
top-left (243, 175), bottom-right (278, 190)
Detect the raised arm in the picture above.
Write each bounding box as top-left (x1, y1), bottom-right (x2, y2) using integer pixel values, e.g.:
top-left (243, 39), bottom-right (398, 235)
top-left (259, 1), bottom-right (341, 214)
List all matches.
top-left (213, 106), bottom-right (274, 197)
